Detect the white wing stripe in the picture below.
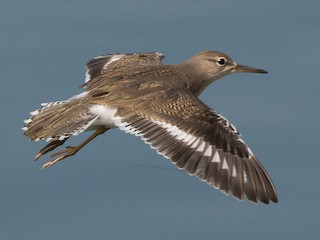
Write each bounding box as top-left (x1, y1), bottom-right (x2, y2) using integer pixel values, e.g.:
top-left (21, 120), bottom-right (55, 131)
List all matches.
top-left (197, 142), bottom-right (206, 152)
top-left (153, 120), bottom-right (206, 147)
top-left (222, 158), bottom-right (228, 170)
top-left (113, 117), bottom-right (235, 174)
top-left (232, 165), bottom-right (237, 177)
top-left (203, 146), bottom-right (212, 157)
top-left (212, 151), bottom-right (220, 163)
top-left (102, 55), bottom-right (125, 71)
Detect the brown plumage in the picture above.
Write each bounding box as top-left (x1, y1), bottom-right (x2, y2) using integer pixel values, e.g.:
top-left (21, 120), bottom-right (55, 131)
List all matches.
top-left (23, 51), bottom-right (277, 204)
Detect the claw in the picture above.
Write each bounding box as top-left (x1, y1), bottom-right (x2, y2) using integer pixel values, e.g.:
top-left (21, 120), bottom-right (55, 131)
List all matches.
top-left (38, 128), bottom-right (109, 170)
top-left (41, 146), bottom-right (80, 169)
top-left (35, 139), bottom-right (67, 160)
top-left (41, 158), bottom-right (61, 170)
top-left (49, 148), bottom-right (72, 158)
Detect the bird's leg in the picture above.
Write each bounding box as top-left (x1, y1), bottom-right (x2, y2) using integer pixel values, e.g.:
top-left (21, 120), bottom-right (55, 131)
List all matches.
top-left (35, 139), bottom-right (68, 160)
top-left (41, 127), bottom-right (109, 169)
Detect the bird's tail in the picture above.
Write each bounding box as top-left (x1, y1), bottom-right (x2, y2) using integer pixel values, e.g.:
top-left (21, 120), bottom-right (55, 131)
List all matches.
top-left (23, 97), bottom-right (98, 142)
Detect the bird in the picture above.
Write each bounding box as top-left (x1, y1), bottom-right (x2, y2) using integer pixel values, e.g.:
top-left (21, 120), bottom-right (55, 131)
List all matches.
top-left (22, 50), bottom-right (278, 204)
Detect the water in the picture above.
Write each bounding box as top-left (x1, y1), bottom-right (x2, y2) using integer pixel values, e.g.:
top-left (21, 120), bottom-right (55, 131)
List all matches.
top-left (1, 1), bottom-right (319, 239)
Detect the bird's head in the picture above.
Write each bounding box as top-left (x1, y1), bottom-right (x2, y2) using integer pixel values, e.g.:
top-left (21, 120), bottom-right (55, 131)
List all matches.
top-left (188, 50), bottom-right (267, 82)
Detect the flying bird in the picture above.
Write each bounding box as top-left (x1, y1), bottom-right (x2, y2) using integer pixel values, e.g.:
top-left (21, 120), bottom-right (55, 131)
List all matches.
top-left (23, 51), bottom-right (278, 204)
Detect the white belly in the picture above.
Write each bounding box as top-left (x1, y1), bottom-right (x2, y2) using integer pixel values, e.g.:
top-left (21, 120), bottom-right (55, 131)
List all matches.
top-left (88, 105), bottom-right (118, 130)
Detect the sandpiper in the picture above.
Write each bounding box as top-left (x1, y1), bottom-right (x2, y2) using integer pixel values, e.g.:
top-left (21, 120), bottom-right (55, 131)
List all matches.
top-left (23, 51), bottom-right (278, 204)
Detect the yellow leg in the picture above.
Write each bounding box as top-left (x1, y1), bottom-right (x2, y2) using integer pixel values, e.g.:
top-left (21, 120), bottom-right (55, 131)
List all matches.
top-left (41, 128), bottom-right (108, 169)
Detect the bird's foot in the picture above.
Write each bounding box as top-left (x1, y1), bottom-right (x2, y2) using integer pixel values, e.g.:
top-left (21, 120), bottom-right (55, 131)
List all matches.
top-left (41, 146), bottom-right (80, 170)
top-left (35, 139), bottom-right (66, 160)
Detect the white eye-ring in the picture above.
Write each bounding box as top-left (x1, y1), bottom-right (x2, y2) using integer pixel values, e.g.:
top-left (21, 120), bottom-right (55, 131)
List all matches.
top-left (217, 57), bottom-right (227, 66)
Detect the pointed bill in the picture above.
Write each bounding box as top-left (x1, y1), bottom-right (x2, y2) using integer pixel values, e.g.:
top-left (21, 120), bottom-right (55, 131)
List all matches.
top-left (234, 64), bottom-right (268, 74)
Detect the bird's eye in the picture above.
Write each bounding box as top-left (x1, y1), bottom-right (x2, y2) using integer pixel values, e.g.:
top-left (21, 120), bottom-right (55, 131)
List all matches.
top-left (217, 57), bottom-right (227, 66)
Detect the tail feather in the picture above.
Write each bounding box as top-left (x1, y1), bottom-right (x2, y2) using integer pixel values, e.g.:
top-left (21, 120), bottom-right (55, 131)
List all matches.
top-left (23, 99), bottom-right (97, 141)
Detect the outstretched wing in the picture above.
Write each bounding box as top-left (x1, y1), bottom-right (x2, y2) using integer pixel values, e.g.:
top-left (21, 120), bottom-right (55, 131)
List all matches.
top-left (112, 89), bottom-right (278, 204)
top-left (82, 52), bottom-right (164, 88)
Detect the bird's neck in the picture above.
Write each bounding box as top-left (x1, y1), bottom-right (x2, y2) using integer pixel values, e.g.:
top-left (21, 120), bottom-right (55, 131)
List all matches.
top-left (176, 61), bottom-right (221, 96)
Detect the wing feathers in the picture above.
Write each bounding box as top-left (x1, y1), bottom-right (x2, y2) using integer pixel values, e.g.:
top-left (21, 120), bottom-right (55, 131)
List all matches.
top-left (82, 52), bottom-right (164, 88)
top-left (112, 90), bottom-right (277, 204)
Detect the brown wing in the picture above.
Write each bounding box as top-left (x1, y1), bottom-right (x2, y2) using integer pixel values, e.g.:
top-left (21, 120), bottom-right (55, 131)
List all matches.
top-left (113, 89), bottom-right (278, 204)
top-left (81, 52), bottom-right (164, 88)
